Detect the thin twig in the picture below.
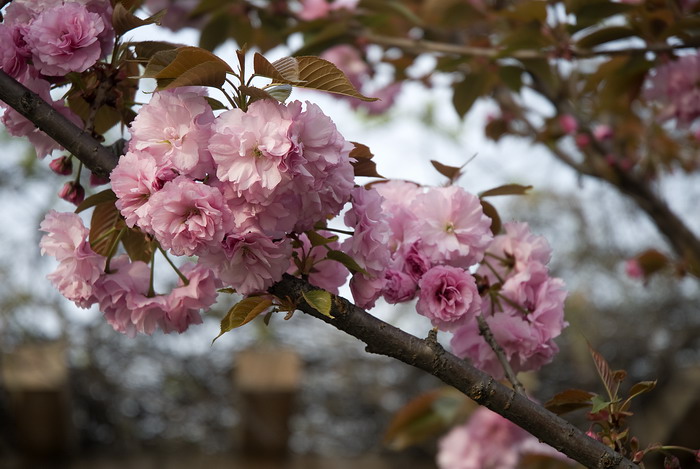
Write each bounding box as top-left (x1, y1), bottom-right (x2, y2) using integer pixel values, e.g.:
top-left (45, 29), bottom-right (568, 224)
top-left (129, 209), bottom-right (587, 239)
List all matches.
top-left (476, 314), bottom-right (526, 395)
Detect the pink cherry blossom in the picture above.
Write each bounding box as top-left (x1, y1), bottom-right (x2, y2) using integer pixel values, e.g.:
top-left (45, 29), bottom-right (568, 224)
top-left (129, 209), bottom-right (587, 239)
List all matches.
top-left (644, 53), bottom-right (700, 126)
top-left (146, 176), bottom-right (234, 256)
top-left (342, 186), bottom-right (391, 275)
top-left (0, 23), bottom-right (31, 77)
top-left (398, 241), bottom-right (432, 282)
top-left (625, 258), bottom-right (643, 279)
top-left (558, 114), bottom-right (578, 134)
top-left (437, 407), bottom-right (571, 469)
top-left (129, 88), bottom-right (216, 179)
top-left (374, 180), bottom-right (421, 251)
top-left (478, 222), bottom-right (551, 285)
top-left (411, 186), bottom-right (493, 268)
top-left (199, 230), bottom-right (292, 295)
top-left (349, 273), bottom-right (386, 310)
top-left (416, 265), bottom-right (481, 331)
top-left (287, 231), bottom-right (348, 295)
top-left (111, 151), bottom-right (162, 230)
top-left (94, 255), bottom-right (157, 337)
top-left (383, 269), bottom-right (417, 304)
top-left (210, 99), bottom-right (298, 205)
top-left (39, 210), bottom-right (105, 308)
top-left (161, 263), bottom-right (220, 333)
top-left (25, 2), bottom-right (105, 76)
top-left (452, 271), bottom-right (567, 377)
top-left (298, 0), bottom-right (358, 20)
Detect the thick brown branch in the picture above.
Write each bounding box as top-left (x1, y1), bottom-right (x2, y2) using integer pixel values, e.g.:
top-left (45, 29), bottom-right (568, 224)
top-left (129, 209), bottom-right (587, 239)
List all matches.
top-left (269, 274), bottom-right (639, 469)
top-left (0, 70), bottom-right (119, 177)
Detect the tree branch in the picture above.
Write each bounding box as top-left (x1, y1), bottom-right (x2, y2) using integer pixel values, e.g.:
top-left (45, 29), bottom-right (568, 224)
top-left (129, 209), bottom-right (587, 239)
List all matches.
top-left (361, 31), bottom-right (700, 60)
top-left (0, 70), bottom-right (119, 177)
top-left (269, 274), bottom-right (639, 469)
top-left (0, 68), bottom-right (639, 469)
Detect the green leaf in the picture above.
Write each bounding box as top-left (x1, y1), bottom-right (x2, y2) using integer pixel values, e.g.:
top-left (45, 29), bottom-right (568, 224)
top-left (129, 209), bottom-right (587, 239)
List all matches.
top-left (305, 231), bottom-right (339, 247)
top-left (75, 189), bottom-right (117, 213)
top-left (154, 46), bottom-right (233, 78)
top-left (89, 201), bottom-right (123, 257)
top-left (302, 290), bottom-right (333, 318)
top-left (326, 250), bottom-right (368, 275)
top-left (479, 184), bottom-right (533, 198)
top-left (590, 394), bottom-right (611, 414)
top-left (212, 296), bottom-right (273, 344)
top-left (253, 53), bottom-right (378, 101)
top-left (203, 96), bottom-right (227, 110)
top-left (544, 389), bottom-right (595, 415)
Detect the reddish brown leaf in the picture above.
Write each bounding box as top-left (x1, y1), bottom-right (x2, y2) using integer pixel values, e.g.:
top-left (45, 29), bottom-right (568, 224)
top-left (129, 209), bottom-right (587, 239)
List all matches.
top-left (431, 160), bottom-right (462, 181)
top-left (544, 389), bottom-right (595, 415)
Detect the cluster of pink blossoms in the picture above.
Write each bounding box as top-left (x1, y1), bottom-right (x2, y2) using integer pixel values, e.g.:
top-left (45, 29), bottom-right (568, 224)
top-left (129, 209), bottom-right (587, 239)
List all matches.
top-left (0, 0), bottom-right (114, 158)
top-left (644, 53), bottom-right (700, 126)
top-left (451, 222), bottom-right (567, 379)
top-left (437, 407), bottom-right (572, 469)
top-left (39, 211), bottom-right (219, 336)
top-left (336, 183), bottom-right (567, 378)
top-left (110, 88), bottom-right (355, 298)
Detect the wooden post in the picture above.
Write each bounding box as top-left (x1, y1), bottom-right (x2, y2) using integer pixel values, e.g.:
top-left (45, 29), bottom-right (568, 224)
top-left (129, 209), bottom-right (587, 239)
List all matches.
top-left (234, 346), bottom-right (302, 458)
top-left (1, 341), bottom-right (75, 463)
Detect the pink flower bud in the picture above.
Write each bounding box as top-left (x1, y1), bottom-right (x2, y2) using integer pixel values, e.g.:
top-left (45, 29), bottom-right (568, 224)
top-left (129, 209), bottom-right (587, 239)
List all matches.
top-left (90, 172), bottom-right (110, 187)
top-left (49, 156), bottom-right (73, 175)
top-left (593, 124), bottom-right (613, 141)
top-left (625, 259), bottom-right (644, 279)
top-left (58, 181), bottom-right (85, 205)
top-left (558, 114), bottom-right (578, 134)
top-left (575, 133), bottom-right (591, 148)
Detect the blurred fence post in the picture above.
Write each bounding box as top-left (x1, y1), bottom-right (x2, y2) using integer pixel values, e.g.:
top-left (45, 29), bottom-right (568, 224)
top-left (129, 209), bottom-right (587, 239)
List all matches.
top-left (1, 341), bottom-right (76, 463)
top-left (234, 346), bottom-right (301, 458)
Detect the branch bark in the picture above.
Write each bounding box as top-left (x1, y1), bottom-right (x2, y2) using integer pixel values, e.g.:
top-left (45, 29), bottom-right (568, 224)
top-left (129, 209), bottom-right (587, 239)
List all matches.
top-left (0, 69), bottom-right (639, 469)
top-left (270, 274), bottom-right (638, 469)
top-left (0, 70), bottom-right (119, 177)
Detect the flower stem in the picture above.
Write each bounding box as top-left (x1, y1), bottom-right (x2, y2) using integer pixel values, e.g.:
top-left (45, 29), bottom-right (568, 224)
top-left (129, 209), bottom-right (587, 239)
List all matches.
top-left (158, 245), bottom-right (189, 285)
top-left (476, 314), bottom-right (526, 395)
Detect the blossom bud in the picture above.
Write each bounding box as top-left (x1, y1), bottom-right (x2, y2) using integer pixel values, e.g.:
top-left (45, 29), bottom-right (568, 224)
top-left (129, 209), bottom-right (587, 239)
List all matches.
top-left (575, 133), bottom-right (591, 148)
top-left (90, 172), bottom-right (110, 187)
top-left (49, 156), bottom-right (73, 175)
top-left (58, 181), bottom-right (85, 205)
top-left (593, 124), bottom-right (613, 141)
top-left (558, 114), bottom-right (578, 134)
